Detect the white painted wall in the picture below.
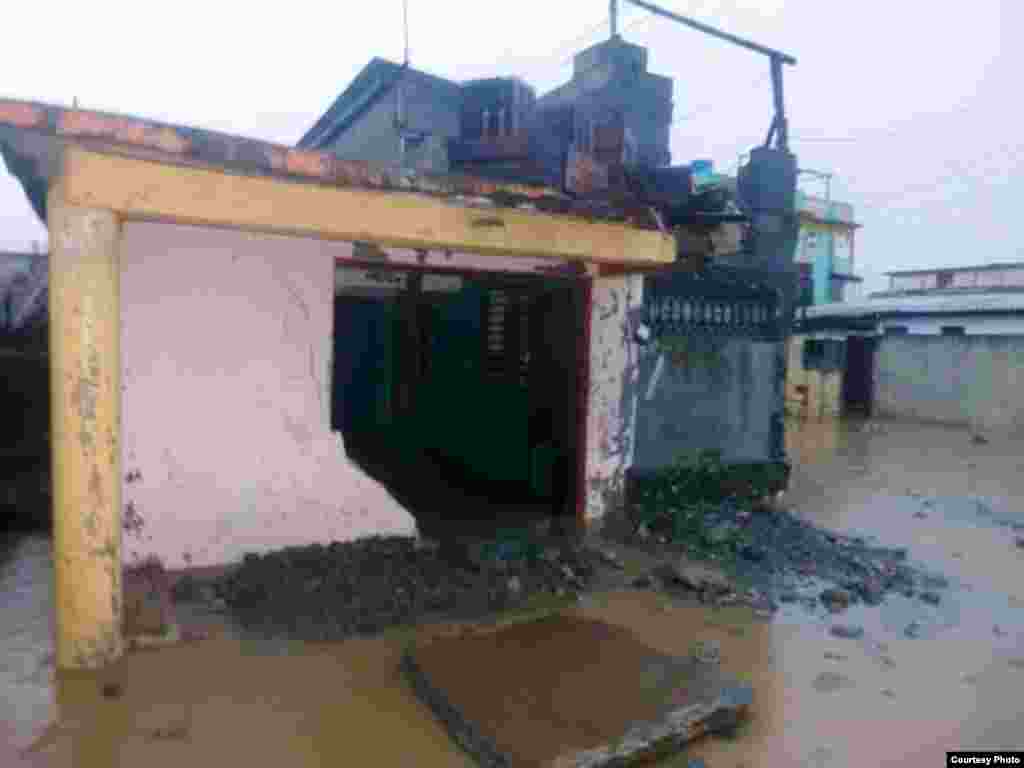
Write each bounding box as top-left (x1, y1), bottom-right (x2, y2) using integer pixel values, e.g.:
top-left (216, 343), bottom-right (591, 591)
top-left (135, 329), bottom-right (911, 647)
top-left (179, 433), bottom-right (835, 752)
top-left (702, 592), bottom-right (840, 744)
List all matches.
top-left (120, 222), bottom-right (417, 569)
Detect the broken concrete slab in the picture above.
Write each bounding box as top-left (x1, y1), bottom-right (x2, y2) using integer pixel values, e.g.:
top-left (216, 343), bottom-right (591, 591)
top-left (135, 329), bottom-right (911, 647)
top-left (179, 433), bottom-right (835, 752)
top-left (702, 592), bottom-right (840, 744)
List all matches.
top-left (403, 614), bottom-right (751, 768)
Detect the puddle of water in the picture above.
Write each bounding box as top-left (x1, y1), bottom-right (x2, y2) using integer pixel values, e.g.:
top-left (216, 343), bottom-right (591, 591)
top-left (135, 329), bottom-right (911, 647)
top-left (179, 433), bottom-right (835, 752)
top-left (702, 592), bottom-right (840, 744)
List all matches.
top-left (3, 417), bottom-right (1023, 766)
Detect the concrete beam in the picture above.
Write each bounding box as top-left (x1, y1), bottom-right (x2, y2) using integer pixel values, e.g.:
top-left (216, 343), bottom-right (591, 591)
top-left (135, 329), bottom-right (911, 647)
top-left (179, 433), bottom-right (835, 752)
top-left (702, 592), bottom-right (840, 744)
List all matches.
top-left (61, 146), bottom-right (675, 267)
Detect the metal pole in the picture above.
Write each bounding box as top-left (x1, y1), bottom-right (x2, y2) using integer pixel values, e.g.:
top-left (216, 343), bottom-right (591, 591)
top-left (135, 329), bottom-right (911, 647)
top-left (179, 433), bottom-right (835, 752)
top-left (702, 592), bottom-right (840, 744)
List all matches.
top-left (610, 0), bottom-right (619, 38)
top-left (621, 0), bottom-right (796, 150)
top-left (769, 55), bottom-right (788, 149)
top-left (403, 0), bottom-right (410, 65)
top-left (623, 0), bottom-right (796, 64)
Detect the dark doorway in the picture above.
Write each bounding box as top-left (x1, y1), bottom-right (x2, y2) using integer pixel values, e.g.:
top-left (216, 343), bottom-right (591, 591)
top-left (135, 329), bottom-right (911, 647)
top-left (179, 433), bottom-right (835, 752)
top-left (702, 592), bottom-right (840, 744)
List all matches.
top-left (843, 335), bottom-right (875, 416)
top-left (330, 266), bottom-right (583, 541)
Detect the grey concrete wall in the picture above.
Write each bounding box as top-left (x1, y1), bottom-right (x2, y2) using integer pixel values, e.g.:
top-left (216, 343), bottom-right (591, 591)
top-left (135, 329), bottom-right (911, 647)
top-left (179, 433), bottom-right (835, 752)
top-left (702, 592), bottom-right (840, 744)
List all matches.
top-left (324, 72), bottom-right (461, 172)
top-left (633, 337), bottom-right (781, 469)
top-left (875, 334), bottom-right (1024, 434)
top-left (324, 90), bottom-right (402, 167)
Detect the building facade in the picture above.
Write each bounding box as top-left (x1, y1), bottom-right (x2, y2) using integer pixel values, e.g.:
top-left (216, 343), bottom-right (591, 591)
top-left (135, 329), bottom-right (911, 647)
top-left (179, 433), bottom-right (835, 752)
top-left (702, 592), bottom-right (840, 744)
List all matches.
top-left (297, 58), bottom-right (463, 174)
top-left (299, 37), bottom-right (795, 531)
top-left (298, 35), bottom-right (675, 187)
top-left (794, 191), bottom-right (861, 307)
top-left (788, 291), bottom-right (1024, 431)
top-left (874, 262), bottom-right (1024, 297)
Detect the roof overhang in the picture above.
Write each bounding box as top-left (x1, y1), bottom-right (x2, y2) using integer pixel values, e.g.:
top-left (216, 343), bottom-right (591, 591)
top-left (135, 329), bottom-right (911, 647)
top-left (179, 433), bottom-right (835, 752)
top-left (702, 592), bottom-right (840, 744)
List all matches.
top-left (797, 211), bottom-right (861, 229)
top-left (0, 99), bottom-right (676, 271)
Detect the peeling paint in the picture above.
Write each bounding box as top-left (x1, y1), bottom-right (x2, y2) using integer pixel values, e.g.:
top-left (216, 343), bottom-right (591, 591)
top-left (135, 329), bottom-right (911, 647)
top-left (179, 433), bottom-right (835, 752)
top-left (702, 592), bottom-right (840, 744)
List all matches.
top-left (123, 500), bottom-right (145, 535)
top-left (584, 275), bottom-right (643, 523)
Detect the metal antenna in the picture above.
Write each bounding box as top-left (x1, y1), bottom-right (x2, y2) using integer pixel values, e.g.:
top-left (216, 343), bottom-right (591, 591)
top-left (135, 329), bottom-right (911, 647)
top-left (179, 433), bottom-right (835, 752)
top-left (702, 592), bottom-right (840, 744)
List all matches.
top-left (610, 0), bottom-right (619, 38)
top-left (403, 0), bottom-right (410, 65)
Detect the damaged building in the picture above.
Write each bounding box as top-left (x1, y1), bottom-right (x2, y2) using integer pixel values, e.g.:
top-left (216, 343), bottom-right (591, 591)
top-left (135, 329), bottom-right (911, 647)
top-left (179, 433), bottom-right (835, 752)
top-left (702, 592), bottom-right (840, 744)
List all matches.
top-left (298, 35), bottom-right (797, 536)
top-left (0, 28), bottom-right (796, 667)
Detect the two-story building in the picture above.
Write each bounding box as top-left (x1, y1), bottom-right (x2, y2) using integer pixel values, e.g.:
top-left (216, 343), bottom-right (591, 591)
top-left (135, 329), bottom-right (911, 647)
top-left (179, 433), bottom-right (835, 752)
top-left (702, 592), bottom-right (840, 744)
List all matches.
top-left (794, 192), bottom-right (862, 307)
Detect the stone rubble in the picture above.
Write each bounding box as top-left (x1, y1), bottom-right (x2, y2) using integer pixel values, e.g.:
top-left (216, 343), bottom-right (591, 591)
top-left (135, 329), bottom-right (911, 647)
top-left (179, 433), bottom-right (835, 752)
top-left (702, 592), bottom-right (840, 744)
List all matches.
top-left (181, 536), bottom-right (606, 641)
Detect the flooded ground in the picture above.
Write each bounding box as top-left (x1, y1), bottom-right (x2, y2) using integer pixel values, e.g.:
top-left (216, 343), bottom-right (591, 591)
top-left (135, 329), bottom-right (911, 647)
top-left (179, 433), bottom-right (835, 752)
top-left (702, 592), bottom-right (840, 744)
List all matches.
top-left (2, 417), bottom-right (1023, 766)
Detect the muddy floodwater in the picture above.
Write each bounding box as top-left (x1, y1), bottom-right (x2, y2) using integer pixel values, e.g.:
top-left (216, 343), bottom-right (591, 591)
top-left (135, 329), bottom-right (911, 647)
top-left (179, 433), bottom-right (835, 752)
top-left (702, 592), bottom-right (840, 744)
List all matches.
top-left (2, 417), bottom-right (1023, 766)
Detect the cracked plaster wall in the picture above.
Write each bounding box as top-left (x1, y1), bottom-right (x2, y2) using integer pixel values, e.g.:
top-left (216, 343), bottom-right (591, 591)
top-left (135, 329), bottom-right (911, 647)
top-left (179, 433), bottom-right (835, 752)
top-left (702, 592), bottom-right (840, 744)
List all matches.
top-left (120, 222), bottom-right (416, 569)
top-left (583, 274), bottom-right (643, 523)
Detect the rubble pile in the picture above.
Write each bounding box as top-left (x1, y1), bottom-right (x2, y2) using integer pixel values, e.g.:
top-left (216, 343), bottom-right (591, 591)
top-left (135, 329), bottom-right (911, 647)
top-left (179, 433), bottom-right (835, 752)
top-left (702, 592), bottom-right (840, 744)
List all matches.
top-left (202, 536), bottom-right (601, 641)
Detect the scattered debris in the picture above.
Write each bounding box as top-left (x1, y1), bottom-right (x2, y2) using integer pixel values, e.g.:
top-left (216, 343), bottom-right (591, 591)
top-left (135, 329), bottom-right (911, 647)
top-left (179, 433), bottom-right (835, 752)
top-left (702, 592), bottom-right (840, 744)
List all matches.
top-left (881, 688), bottom-right (896, 698)
top-left (812, 671), bottom-right (854, 693)
top-left (922, 574), bottom-right (949, 590)
top-left (220, 536), bottom-right (600, 641)
top-left (830, 624), bottom-right (864, 640)
top-left (1015, 537), bottom-right (1024, 549)
top-left (101, 682), bottom-right (123, 699)
top-left (595, 548), bottom-right (626, 570)
top-left (631, 573), bottom-right (654, 589)
top-left (851, 576), bottom-right (886, 606)
top-left (971, 433), bottom-right (989, 445)
top-left (820, 588), bottom-right (852, 613)
top-left (674, 561), bottom-right (733, 595)
top-left (691, 639), bottom-right (721, 665)
top-left (994, 624), bottom-right (1007, 637)
top-left (904, 621), bottom-right (924, 639)
top-left (919, 590), bottom-right (941, 606)
top-left (823, 652), bottom-right (847, 661)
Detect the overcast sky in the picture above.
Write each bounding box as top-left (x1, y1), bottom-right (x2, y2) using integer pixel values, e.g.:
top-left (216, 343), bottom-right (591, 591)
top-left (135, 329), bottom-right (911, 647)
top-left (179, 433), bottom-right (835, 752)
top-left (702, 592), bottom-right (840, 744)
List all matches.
top-left (1, 0), bottom-right (1017, 293)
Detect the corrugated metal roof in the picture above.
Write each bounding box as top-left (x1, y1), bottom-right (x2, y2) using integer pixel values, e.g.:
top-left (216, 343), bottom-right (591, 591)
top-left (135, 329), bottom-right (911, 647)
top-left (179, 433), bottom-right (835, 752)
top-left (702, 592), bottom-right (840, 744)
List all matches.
top-left (805, 291), bottom-right (1024, 319)
top-left (884, 261), bottom-right (1024, 276)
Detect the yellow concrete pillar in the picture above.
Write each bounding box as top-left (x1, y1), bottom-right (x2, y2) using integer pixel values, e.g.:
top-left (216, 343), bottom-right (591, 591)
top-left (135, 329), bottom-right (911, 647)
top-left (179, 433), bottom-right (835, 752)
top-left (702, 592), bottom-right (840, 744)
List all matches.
top-left (48, 181), bottom-right (123, 670)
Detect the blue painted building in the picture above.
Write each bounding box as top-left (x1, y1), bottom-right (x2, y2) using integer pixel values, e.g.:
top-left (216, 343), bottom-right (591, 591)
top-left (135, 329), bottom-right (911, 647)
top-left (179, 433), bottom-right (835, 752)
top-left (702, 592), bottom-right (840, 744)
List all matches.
top-left (794, 192), bottom-right (861, 306)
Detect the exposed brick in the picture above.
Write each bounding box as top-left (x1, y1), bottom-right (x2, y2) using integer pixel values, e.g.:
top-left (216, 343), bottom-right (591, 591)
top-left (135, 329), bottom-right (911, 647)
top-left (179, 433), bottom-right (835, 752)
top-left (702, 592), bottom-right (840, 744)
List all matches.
top-left (266, 145), bottom-right (289, 174)
top-left (148, 126), bottom-right (189, 154)
top-left (0, 99), bottom-right (654, 230)
top-left (0, 101), bottom-right (43, 128)
top-left (332, 158), bottom-right (384, 188)
top-left (58, 111), bottom-right (189, 154)
top-left (285, 149), bottom-right (330, 178)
